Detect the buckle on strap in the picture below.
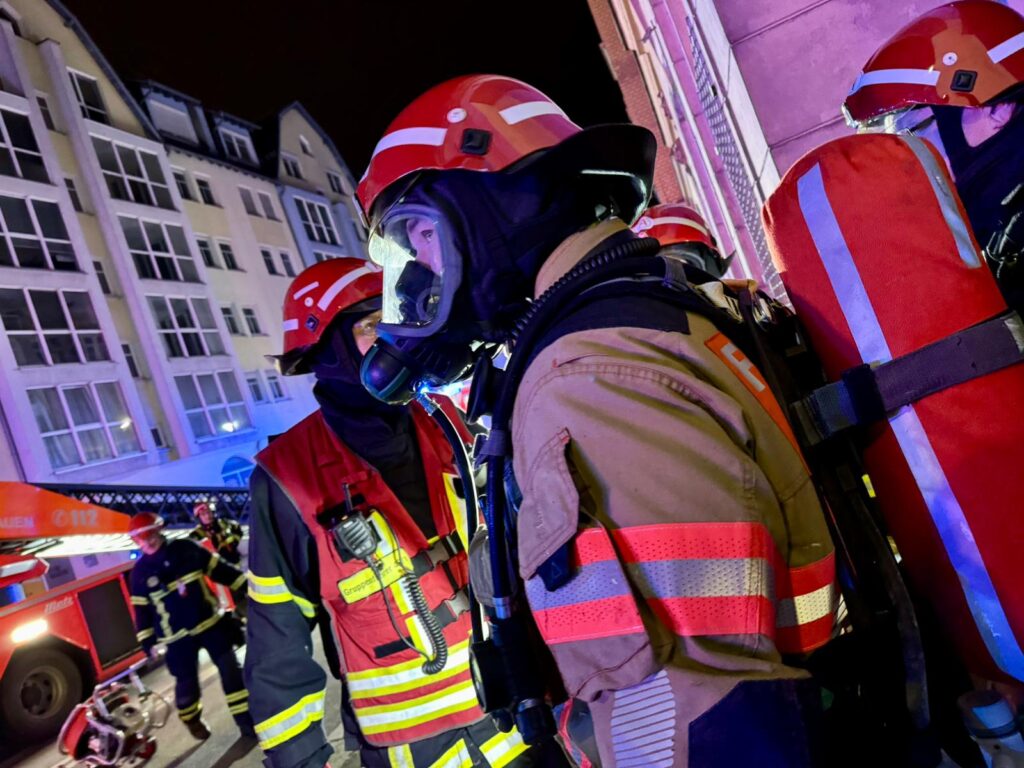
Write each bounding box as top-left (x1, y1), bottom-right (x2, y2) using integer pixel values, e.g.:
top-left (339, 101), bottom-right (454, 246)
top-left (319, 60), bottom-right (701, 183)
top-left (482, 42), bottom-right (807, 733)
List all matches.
top-left (411, 533), bottom-right (464, 577)
top-left (794, 311), bottom-right (1024, 444)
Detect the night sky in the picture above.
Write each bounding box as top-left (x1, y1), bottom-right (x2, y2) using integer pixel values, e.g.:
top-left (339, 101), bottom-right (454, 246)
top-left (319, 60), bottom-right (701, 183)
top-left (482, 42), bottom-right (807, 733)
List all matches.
top-left (58, 0), bottom-right (629, 174)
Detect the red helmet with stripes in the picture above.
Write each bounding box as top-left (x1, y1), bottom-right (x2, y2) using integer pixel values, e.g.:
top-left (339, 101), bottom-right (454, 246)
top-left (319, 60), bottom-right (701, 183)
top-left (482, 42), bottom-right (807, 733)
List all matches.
top-left (844, 1), bottom-right (1024, 125)
top-left (128, 512), bottom-right (164, 541)
top-left (356, 75), bottom-right (583, 223)
top-left (632, 202), bottom-right (716, 251)
top-left (271, 257), bottom-right (383, 376)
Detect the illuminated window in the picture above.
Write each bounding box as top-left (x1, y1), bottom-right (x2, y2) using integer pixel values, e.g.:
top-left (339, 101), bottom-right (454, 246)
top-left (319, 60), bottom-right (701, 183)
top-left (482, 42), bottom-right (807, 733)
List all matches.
top-left (0, 287), bottom-right (108, 366)
top-left (28, 381), bottom-right (141, 469)
top-left (91, 137), bottom-right (172, 208)
top-left (174, 371), bottom-right (251, 441)
top-left (147, 295), bottom-right (224, 358)
top-left (119, 217), bottom-right (198, 283)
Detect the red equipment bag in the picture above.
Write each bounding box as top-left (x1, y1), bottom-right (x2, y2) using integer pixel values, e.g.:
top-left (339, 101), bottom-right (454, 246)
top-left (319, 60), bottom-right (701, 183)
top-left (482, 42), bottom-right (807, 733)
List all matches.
top-left (762, 132), bottom-right (1024, 685)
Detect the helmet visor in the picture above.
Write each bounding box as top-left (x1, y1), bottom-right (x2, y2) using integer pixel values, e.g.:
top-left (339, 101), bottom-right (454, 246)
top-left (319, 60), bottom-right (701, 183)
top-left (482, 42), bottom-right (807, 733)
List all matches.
top-left (368, 203), bottom-right (461, 337)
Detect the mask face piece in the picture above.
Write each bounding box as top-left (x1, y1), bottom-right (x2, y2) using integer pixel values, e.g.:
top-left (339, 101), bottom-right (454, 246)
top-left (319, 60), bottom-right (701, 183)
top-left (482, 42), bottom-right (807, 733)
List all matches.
top-left (360, 333), bottom-right (476, 406)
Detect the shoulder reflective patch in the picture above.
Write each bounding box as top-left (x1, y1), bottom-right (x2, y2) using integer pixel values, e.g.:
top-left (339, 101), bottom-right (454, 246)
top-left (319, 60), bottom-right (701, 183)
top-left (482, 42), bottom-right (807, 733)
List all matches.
top-left (705, 332), bottom-right (805, 464)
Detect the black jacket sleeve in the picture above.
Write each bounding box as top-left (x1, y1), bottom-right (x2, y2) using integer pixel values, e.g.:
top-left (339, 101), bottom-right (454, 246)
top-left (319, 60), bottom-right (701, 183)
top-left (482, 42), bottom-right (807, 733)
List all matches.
top-left (128, 568), bottom-right (156, 653)
top-left (243, 466), bottom-right (333, 768)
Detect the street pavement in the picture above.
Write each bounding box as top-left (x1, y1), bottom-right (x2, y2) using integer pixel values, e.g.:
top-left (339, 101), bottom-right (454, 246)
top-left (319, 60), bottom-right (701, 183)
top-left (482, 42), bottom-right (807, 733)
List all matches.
top-left (1, 634), bottom-right (354, 768)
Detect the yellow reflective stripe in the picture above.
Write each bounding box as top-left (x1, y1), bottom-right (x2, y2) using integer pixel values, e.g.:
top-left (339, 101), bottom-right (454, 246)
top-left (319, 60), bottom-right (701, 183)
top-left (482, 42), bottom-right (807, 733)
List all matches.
top-left (225, 690), bottom-right (249, 704)
top-left (349, 639), bottom-right (470, 684)
top-left (206, 552), bottom-right (222, 575)
top-left (130, 596), bottom-right (149, 606)
top-left (429, 738), bottom-right (473, 768)
top-left (248, 572), bottom-right (316, 618)
top-left (349, 646), bottom-right (471, 700)
top-left (406, 615), bottom-right (430, 657)
top-left (229, 702), bottom-right (250, 714)
top-left (481, 729), bottom-right (528, 768)
top-left (255, 690), bottom-right (326, 751)
top-left (353, 679), bottom-right (479, 735)
top-left (179, 701), bottom-right (203, 721)
top-left (388, 744), bottom-right (414, 768)
top-left (390, 580), bottom-right (413, 615)
top-left (161, 628), bottom-right (188, 643)
top-left (136, 628), bottom-right (154, 640)
top-left (337, 554), bottom-right (412, 604)
top-left (230, 573), bottom-right (246, 591)
top-left (443, 473), bottom-right (470, 554)
top-left (191, 611), bottom-right (222, 636)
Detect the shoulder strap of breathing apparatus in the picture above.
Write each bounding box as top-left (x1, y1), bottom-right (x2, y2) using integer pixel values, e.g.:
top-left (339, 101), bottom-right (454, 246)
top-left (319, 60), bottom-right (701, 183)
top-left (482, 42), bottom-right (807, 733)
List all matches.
top-left (468, 230), bottom-right (938, 760)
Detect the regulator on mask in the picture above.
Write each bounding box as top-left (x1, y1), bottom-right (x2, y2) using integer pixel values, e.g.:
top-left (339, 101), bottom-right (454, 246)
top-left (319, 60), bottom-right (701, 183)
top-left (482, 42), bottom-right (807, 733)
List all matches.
top-left (360, 332), bottom-right (477, 406)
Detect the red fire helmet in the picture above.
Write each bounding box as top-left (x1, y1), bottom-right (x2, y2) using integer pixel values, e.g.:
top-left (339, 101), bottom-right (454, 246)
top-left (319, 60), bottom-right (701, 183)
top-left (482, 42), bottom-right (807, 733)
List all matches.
top-left (355, 74), bottom-right (583, 223)
top-left (127, 512), bottom-right (164, 540)
top-left (632, 202), bottom-right (717, 251)
top-left (844, 0), bottom-right (1024, 125)
top-left (270, 257), bottom-right (383, 376)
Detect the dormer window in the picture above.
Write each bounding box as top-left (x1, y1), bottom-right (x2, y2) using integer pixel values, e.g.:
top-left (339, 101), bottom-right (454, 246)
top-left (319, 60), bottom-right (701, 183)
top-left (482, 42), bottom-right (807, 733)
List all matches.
top-left (219, 128), bottom-right (255, 164)
top-left (68, 71), bottom-right (108, 124)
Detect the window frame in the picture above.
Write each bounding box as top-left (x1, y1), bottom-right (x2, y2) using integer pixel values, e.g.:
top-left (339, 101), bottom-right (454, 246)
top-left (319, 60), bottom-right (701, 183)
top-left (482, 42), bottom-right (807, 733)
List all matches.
top-left (239, 186), bottom-right (260, 216)
top-left (279, 251), bottom-right (296, 277)
top-left (0, 195), bottom-right (77, 271)
top-left (218, 128), bottom-right (255, 164)
top-left (0, 107), bottom-right (48, 183)
top-left (172, 169), bottom-right (194, 201)
top-left (217, 240), bottom-right (240, 271)
top-left (194, 176), bottom-right (217, 206)
top-left (295, 197), bottom-right (339, 245)
top-left (241, 307), bottom-right (263, 335)
top-left (91, 136), bottom-right (173, 209)
top-left (64, 177), bottom-right (83, 212)
top-left (28, 380), bottom-right (143, 471)
top-left (282, 154), bottom-right (303, 179)
top-left (36, 95), bottom-right (56, 131)
top-left (119, 216), bottom-right (200, 284)
top-left (195, 236), bottom-right (219, 269)
top-left (174, 370), bottom-right (252, 442)
top-left (0, 286), bottom-right (109, 367)
top-left (146, 294), bottom-right (225, 359)
top-left (68, 70), bottom-right (108, 124)
top-left (257, 191), bottom-right (279, 220)
top-left (220, 305), bottom-right (242, 336)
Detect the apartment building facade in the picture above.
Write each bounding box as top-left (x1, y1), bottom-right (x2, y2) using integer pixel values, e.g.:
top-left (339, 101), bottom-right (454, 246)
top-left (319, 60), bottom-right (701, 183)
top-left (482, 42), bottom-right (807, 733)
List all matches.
top-left (0, 0), bottom-right (363, 487)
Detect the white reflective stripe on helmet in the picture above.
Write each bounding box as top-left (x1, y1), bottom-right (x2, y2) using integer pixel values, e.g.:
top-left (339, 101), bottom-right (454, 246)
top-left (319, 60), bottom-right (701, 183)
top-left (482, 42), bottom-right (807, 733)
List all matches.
top-left (990, 30), bottom-right (1024, 64)
top-left (317, 265), bottom-right (376, 311)
top-left (647, 216), bottom-right (710, 237)
top-left (292, 281), bottom-right (319, 301)
top-left (849, 68), bottom-right (940, 95)
top-left (282, 319), bottom-right (299, 332)
top-left (499, 100), bottom-right (569, 126)
top-left (368, 127), bottom-right (448, 163)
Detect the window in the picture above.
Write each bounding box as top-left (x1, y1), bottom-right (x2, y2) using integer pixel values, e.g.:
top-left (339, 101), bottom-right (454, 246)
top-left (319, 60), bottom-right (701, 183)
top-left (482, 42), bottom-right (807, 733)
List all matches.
top-left (266, 372), bottom-right (286, 401)
top-left (299, 135), bottom-right (313, 156)
top-left (313, 251), bottom-right (333, 263)
top-left (0, 196), bottom-right (76, 271)
top-left (242, 307), bottom-right (262, 335)
top-left (36, 96), bottom-right (55, 131)
top-left (68, 71), bottom-right (108, 124)
top-left (174, 371), bottom-right (251, 441)
top-left (327, 171), bottom-right (345, 195)
top-left (91, 137), bottom-right (172, 209)
top-left (93, 260), bottom-right (111, 294)
top-left (0, 108), bottom-right (48, 183)
top-left (279, 252), bottom-right (296, 277)
top-left (28, 382), bottom-right (142, 470)
top-left (0, 287), bottom-right (108, 366)
top-left (219, 129), bottom-right (254, 163)
top-left (246, 374), bottom-right (266, 403)
top-left (221, 305), bottom-right (242, 335)
top-left (147, 295), bottom-right (224, 358)
top-left (173, 170), bottom-right (193, 201)
top-left (120, 218), bottom-right (199, 283)
top-left (239, 187), bottom-right (259, 216)
top-left (195, 178), bottom-right (216, 206)
top-left (121, 343), bottom-right (139, 377)
top-left (261, 249), bottom-right (278, 275)
top-left (195, 237), bottom-right (218, 268)
top-left (151, 426), bottom-right (165, 448)
top-left (218, 241), bottom-right (240, 271)
top-left (295, 198), bottom-right (339, 245)
top-left (282, 155), bottom-right (302, 179)
top-left (257, 191), bottom-right (278, 220)
top-left (64, 178), bottom-right (83, 212)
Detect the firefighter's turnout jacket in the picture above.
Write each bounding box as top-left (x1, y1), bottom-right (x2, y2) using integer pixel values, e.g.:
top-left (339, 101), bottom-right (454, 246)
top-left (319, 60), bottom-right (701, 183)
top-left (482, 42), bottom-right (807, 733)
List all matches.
top-left (129, 537), bottom-right (246, 651)
top-left (245, 403), bottom-right (527, 768)
top-left (190, 517), bottom-right (244, 564)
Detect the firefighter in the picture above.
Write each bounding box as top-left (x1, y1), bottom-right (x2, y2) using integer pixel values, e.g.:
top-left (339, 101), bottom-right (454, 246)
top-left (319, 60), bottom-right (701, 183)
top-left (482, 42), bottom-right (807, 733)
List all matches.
top-left (128, 511), bottom-right (253, 740)
top-left (843, 0), bottom-right (1024, 312)
top-left (631, 202), bottom-right (732, 278)
top-left (356, 75), bottom-right (837, 766)
top-left (189, 501), bottom-right (243, 565)
top-left (243, 258), bottom-right (537, 768)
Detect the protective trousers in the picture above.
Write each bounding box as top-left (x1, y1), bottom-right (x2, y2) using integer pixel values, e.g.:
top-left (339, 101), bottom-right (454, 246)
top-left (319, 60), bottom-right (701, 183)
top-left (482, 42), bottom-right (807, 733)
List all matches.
top-left (165, 620), bottom-right (253, 731)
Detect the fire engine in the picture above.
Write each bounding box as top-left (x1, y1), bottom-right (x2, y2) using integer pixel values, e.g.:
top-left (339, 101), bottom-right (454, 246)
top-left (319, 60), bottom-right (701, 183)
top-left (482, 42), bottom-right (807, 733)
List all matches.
top-left (0, 482), bottom-right (145, 743)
